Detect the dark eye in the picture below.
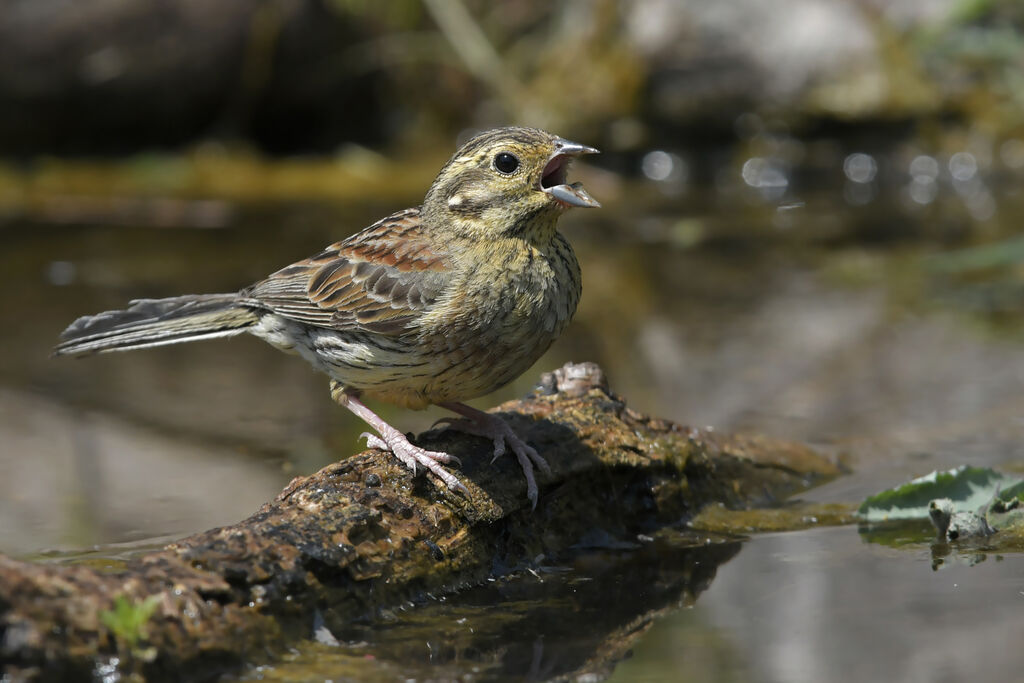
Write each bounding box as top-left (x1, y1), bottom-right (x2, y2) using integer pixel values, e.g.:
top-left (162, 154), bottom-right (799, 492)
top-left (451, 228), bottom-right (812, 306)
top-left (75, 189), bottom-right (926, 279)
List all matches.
top-left (493, 152), bottom-right (519, 174)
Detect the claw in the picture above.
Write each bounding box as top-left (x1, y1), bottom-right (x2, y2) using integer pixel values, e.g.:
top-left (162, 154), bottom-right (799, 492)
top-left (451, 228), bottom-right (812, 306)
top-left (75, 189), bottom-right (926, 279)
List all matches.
top-left (381, 435), bottom-right (464, 491)
top-left (333, 391), bottom-right (468, 497)
top-left (430, 416), bottom-right (461, 429)
top-left (438, 401), bottom-right (550, 509)
top-left (489, 438), bottom-right (506, 463)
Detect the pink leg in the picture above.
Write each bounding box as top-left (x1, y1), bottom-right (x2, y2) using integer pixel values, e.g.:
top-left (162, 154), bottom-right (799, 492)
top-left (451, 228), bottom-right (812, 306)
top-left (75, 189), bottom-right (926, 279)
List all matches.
top-left (330, 382), bottom-right (468, 495)
top-left (437, 401), bottom-right (550, 508)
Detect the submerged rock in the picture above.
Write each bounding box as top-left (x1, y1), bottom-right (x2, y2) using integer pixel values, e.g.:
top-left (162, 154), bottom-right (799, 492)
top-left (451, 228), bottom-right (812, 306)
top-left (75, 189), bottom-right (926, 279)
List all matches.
top-left (928, 497), bottom-right (996, 541)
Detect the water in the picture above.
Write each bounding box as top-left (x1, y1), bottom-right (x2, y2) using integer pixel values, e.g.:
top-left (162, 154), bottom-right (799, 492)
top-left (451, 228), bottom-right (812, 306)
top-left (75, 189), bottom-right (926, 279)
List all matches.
top-left (221, 525), bottom-right (1024, 681)
top-left (237, 530), bottom-right (744, 682)
top-left (3, 154), bottom-right (1024, 678)
top-left (613, 526), bottom-right (1024, 683)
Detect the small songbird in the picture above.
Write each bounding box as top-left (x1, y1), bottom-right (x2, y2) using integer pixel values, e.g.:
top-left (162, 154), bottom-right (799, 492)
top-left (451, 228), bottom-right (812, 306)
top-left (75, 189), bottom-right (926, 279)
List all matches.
top-left (54, 127), bottom-right (600, 507)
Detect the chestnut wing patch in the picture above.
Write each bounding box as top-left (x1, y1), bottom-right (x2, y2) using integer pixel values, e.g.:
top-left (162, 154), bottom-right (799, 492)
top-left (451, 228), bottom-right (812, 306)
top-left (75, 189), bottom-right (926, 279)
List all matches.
top-left (244, 208), bottom-right (451, 335)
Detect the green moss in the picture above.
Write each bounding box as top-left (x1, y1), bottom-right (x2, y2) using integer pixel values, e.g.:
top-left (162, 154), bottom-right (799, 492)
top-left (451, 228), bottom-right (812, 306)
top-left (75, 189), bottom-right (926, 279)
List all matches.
top-left (100, 594), bottom-right (160, 651)
top-left (690, 502), bottom-right (858, 535)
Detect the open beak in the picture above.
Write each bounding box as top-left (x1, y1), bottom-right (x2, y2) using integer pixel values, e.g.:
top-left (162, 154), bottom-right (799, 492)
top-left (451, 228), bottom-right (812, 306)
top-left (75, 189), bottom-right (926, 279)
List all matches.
top-left (540, 137), bottom-right (601, 209)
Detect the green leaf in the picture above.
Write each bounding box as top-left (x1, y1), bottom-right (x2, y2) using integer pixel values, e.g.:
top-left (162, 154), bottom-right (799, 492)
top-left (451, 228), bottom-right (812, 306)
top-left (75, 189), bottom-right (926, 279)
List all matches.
top-left (857, 466), bottom-right (1022, 522)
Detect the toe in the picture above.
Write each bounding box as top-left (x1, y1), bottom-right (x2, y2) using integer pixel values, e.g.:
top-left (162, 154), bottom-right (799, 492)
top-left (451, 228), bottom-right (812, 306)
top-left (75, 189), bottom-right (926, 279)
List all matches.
top-left (426, 449), bottom-right (462, 467)
top-left (526, 448), bottom-right (552, 476)
top-left (360, 432), bottom-right (391, 451)
top-left (489, 437), bottom-right (506, 463)
top-left (381, 433), bottom-right (468, 496)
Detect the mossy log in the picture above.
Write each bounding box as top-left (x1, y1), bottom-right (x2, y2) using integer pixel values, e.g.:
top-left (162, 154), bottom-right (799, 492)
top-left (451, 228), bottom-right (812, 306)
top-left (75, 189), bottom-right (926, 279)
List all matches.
top-left (0, 363), bottom-right (840, 680)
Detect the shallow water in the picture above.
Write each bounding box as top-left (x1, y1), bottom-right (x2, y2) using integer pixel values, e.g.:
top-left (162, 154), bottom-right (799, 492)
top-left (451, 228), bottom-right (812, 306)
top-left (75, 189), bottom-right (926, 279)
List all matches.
top-left (612, 525), bottom-right (1024, 683)
top-left (3, 155), bottom-right (1024, 678)
top-left (233, 531), bottom-right (744, 682)
top-left (228, 525), bottom-right (1024, 683)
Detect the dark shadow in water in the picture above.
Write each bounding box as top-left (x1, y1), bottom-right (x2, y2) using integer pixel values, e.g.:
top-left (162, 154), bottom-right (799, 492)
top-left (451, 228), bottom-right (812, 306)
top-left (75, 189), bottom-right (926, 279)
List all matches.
top-left (240, 534), bottom-right (742, 682)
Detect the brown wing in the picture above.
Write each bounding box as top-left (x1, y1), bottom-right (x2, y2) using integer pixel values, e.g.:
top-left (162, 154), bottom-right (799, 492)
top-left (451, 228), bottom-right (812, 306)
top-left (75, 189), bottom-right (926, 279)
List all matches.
top-left (244, 208), bottom-right (452, 335)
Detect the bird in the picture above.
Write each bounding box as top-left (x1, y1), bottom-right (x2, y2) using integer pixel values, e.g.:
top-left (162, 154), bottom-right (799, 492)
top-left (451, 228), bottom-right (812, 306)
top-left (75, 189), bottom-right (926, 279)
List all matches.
top-left (53, 126), bottom-right (600, 507)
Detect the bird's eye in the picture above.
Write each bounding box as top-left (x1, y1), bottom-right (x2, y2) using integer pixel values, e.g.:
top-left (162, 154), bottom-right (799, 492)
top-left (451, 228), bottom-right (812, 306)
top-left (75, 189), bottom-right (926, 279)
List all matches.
top-left (493, 152), bottom-right (520, 174)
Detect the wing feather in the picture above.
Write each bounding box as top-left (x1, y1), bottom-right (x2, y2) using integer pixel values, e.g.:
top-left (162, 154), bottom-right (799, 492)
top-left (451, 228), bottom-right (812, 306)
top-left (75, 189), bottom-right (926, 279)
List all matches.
top-left (244, 208), bottom-right (451, 335)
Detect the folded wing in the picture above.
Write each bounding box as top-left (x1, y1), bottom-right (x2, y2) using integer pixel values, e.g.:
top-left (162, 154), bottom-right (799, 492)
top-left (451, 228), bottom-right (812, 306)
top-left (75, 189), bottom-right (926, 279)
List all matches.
top-left (245, 208), bottom-right (452, 335)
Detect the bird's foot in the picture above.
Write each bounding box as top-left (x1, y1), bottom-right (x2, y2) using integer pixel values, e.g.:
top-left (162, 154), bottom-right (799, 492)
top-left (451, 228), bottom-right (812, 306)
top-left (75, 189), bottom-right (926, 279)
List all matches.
top-left (436, 403), bottom-right (551, 508)
top-left (360, 431), bottom-right (467, 495)
top-left (331, 384), bottom-right (468, 496)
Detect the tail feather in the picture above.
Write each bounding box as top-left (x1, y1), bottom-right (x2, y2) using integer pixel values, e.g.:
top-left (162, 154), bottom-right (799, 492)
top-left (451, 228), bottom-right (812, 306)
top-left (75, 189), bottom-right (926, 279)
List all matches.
top-left (53, 294), bottom-right (259, 357)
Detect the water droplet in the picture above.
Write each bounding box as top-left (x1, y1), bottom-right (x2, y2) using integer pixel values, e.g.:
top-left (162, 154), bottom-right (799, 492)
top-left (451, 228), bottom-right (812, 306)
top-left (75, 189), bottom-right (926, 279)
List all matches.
top-left (843, 153), bottom-right (877, 184)
top-left (909, 155), bottom-right (939, 181)
top-left (844, 181), bottom-right (875, 206)
top-left (741, 157), bottom-right (766, 187)
top-left (949, 152), bottom-right (978, 182)
top-left (741, 157), bottom-right (788, 200)
top-left (641, 150), bottom-right (687, 187)
top-left (907, 177), bottom-right (937, 205)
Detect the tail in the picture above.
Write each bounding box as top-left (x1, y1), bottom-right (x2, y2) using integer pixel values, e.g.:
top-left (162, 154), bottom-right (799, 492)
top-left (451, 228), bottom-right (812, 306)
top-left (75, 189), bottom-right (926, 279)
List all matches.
top-left (53, 294), bottom-right (260, 357)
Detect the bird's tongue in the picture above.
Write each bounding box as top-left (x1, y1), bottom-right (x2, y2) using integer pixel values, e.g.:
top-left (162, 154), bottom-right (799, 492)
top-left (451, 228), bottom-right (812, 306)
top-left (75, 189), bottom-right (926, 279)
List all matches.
top-left (541, 156), bottom-right (568, 187)
top-left (548, 182), bottom-right (601, 208)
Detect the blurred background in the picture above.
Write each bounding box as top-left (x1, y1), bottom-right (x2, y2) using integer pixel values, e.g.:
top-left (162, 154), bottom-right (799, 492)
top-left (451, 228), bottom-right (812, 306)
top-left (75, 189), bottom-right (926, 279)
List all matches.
top-left (3, 0), bottom-right (1024, 679)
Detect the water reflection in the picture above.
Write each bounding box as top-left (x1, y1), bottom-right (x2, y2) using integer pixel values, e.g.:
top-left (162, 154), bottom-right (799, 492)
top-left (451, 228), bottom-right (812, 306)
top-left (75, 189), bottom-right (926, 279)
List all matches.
top-left (843, 152), bottom-right (877, 184)
top-left (641, 149), bottom-right (689, 197)
top-left (235, 533), bottom-right (742, 682)
top-left (614, 527), bottom-right (1024, 683)
top-left (741, 156), bottom-right (790, 200)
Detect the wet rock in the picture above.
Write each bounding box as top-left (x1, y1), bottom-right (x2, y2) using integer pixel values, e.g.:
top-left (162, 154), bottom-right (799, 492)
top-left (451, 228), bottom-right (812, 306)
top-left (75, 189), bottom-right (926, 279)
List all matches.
top-left (534, 361), bottom-right (609, 397)
top-left (928, 497), bottom-right (996, 541)
top-left (0, 363), bottom-right (840, 680)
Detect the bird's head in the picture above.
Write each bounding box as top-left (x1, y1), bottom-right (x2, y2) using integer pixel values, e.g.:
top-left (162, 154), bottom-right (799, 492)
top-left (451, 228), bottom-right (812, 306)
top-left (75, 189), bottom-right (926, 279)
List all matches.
top-left (423, 126), bottom-right (600, 240)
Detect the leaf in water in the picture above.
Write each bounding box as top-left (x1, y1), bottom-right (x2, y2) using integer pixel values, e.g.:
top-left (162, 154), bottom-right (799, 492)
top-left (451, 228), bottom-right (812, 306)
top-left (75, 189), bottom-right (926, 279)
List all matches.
top-left (999, 479), bottom-right (1024, 501)
top-left (857, 466), bottom-right (1022, 522)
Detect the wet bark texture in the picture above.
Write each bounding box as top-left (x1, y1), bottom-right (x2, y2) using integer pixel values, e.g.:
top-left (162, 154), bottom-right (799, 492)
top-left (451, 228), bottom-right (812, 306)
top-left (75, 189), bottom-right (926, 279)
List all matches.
top-left (0, 363), bottom-right (840, 680)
